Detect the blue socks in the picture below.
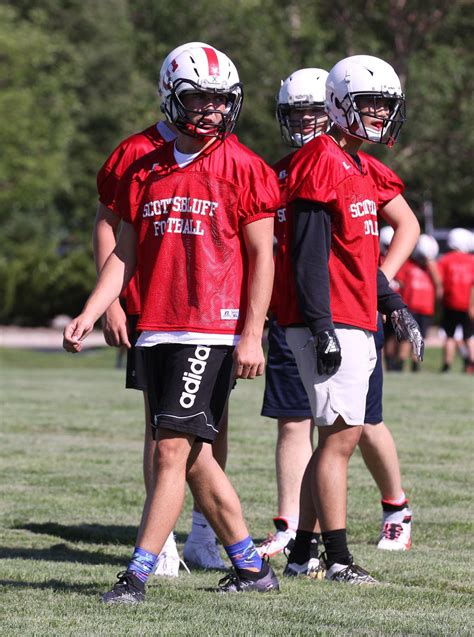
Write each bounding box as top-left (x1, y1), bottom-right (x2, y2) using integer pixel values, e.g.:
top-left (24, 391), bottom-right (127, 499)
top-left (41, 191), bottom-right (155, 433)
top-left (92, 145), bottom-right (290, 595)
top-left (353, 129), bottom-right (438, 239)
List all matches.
top-left (127, 546), bottom-right (158, 583)
top-left (224, 536), bottom-right (263, 573)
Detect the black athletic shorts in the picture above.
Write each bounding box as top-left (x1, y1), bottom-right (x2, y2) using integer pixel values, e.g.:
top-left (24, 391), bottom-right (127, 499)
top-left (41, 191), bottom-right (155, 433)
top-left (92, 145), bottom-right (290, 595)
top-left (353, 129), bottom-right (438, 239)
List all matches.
top-left (412, 313), bottom-right (432, 339)
top-left (143, 343), bottom-right (234, 443)
top-left (441, 308), bottom-right (473, 339)
top-left (125, 314), bottom-right (148, 391)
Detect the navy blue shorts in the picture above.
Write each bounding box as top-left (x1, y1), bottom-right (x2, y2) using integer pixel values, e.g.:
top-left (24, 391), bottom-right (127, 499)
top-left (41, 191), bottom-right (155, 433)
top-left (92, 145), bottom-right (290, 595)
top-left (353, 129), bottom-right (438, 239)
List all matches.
top-left (364, 315), bottom-right (384, 424)
top-left (261, 318), bottom-right (312, 419)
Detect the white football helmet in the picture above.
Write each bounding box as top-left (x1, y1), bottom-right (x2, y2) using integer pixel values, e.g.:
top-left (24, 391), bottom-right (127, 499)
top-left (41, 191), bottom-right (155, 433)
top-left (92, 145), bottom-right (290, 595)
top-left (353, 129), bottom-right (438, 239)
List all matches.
top-left (379, 225), bottom-right (394, 255)
top-left (412, 234), bottom-right (439, 262)
top-left (277, 68), bottom-right (329, 147)
top-left (325, 55), bottom-right (406, 145)
top-left (447, 227), bottom-right (472, 253)
top-left (160, 45), bottom-right (243, 140)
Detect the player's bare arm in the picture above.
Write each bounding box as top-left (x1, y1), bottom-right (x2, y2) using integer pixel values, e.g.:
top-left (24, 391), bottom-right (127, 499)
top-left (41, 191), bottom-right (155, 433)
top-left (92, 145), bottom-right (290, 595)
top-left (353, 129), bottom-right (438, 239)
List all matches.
top-left (234, 216), bottom-right (274, 380)
top-left (379, 194), bottom-right (420, 281)
top-left (469, 284), bottom-right (474, 321)
top-left (64, 222), bottom-right (137, 353)
top-left (93, 202), bottom-right (129, 347)
top-left (426, 258), bottom-right (443, 300)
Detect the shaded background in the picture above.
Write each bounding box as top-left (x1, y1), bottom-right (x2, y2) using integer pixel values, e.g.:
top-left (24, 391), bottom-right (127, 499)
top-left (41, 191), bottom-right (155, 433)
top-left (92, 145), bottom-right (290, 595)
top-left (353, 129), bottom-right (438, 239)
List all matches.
top-left (1, 0), bottom-right (472, 324)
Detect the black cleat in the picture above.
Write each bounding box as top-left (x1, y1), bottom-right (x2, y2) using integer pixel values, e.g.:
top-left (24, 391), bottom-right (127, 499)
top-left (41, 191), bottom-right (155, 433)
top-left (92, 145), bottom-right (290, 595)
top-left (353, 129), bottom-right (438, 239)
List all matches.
top-left (101, 570), bottom-right (145, 605)
top-left (218, 562), bottom-right (279, 593)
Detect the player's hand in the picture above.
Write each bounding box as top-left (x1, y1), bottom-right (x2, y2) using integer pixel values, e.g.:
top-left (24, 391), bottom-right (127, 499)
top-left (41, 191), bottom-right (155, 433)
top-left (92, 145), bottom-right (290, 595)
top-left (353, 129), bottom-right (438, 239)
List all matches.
top-left (233, 336), bottom-right (265, 379)
top-left (101, 300), bottom-right (131, 348)
top-left (391, 308), bottom-right (424, 361)
top-left (315, 329), bottom-right (342, 375)
top-left (63, 314), bottom-right (95, 353)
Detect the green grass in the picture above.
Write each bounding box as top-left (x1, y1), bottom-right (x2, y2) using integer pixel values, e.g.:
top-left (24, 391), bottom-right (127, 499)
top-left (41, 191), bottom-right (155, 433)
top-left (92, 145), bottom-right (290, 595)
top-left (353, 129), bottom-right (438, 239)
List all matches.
top-left (0, 346), bottom-right (473, 636)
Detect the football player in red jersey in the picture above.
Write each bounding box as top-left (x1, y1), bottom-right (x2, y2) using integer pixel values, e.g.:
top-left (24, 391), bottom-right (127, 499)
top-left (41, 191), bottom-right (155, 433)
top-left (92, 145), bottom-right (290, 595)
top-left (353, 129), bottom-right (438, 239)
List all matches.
top-left (259, 68), bottom-right (418, 561)
top-left (94, 42), bottom-right (230, 575)
top-left (396, 234), bottom-right (442, 372)
top-left (258, 68), bottom-right (327, 559)
top-left (281, 55), bottom-right (422, 583)
top-left (65, 44), bottom-right (280, 602)
top-left (438, 228), bottom-right (474, 372)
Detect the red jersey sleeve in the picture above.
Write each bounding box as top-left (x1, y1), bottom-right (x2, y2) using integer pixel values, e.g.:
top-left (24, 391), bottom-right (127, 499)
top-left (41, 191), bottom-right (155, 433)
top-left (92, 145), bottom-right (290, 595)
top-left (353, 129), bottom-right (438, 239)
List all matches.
top-left (97, 124), bottom-right (168, 216)
top-left (238, 157), bottom-right (280, 225)
top-left (363, 153), bottom-right (405, 208)
top-left (97, 144), bottom-right (131, 213)
top-left (116, 169), bottom-right (142, 227)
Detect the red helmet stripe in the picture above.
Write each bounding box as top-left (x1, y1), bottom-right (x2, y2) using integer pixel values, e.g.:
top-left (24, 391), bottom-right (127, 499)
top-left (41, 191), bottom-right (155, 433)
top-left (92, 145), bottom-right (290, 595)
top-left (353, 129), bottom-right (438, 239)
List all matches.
top-left (203, 47), bottom-right (220, 76)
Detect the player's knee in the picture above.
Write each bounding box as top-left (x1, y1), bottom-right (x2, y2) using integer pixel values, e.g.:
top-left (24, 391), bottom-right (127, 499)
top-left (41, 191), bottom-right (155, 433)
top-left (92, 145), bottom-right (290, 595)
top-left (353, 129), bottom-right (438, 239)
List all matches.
top-left (154, 434), bottom-right (191, 469)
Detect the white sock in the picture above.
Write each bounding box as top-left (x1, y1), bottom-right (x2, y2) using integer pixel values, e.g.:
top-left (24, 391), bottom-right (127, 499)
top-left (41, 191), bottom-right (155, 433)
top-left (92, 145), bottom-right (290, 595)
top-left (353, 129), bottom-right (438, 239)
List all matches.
top-left (382, 491), bottom-right (407, 507)
top-left (188, 510), bottom-right (216, 543)
top-left (277, 514), bottom-right (299, 532)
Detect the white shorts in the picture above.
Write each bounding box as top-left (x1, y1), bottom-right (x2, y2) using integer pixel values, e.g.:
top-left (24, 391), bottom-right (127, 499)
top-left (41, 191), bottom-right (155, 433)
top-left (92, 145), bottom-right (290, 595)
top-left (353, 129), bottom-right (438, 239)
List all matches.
top-left (286, 327), bottom-right (377, 427)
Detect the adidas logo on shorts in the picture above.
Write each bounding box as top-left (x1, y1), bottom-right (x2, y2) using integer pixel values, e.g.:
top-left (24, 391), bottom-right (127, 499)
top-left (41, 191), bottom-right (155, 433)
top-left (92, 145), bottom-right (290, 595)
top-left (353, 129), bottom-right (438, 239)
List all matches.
top-left (179, 346), bottom-right (211, 408)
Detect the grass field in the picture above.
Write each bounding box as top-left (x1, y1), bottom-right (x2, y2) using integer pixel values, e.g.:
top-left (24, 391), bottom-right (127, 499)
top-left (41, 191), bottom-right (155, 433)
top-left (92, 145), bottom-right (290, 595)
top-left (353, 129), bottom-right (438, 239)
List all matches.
top-left (0, 346), bottom-right (472, 636)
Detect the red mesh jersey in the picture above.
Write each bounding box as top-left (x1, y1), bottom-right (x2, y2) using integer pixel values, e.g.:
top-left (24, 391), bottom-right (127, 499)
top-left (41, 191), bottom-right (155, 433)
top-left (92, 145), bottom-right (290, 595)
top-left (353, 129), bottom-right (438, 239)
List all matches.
top-left (396, 259), bottom-right (436, 316)
top-left (438, 251), bottom-right (474, 311)
top-left (97, 122), bottom-right (175, 314)
top-left (116, 136), bottom-right (279, 334)
top-left (279, 135), bottom-right (404, 331)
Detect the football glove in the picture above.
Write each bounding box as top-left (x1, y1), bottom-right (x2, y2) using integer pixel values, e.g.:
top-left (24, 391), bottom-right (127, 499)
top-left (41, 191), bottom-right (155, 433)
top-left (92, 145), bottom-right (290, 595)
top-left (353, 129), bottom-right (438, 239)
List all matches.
top-left (391, 308), bottom-right (424, 361)
top-left (315, 329), bottom-right (342, 375)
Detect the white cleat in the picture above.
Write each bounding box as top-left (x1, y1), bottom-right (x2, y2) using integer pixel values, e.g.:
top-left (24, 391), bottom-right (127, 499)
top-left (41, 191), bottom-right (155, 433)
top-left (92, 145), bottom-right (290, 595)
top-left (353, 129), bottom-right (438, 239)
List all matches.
top-left (257, 528), bottom-right (296, 558)
top-left (377, 507), bottom-right (412, 551)
top-left (257, 517), bottom-right (297, 559)
top-left (183, 537), bottom-right (227, 571)
top-left (153, 533), bottom-right (190, 577)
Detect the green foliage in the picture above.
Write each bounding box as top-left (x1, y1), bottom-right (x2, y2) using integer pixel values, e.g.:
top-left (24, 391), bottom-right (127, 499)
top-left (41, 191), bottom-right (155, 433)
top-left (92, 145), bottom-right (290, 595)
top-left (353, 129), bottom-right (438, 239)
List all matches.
top-left (0, 241), bottom-right (96, 325)
top-left (0, 5), bottom-right (78, 216)
top-left (1, 0), bottom-right (472, 324)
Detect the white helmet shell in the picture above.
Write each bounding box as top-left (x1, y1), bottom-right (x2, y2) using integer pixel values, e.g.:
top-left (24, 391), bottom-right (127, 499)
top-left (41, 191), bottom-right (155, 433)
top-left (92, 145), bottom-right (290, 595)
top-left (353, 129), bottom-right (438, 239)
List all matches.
top-left (158, 42), bottom-right (209, 100)
top-left (379, 225), bottom-right (394, 254)
top-left (278, 68), bottom-right (328, 107)
top-left (325, 54), bottom-right (406, 145)
top-left (160, 45), bottom-right (243, 140)
top-left (413, 234), bottom-right (439, 261)
top-left (277, 68), bottom-right (329, 147)
top-left (447, 227), bottom-right (472, 253)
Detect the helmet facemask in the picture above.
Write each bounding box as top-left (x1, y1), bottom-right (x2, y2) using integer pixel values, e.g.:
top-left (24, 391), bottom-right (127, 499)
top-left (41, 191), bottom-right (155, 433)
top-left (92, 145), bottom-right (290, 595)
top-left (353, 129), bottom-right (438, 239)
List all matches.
top-left (277, 102), bottom-right (328, 148)
top-left (164, 78), bottom-right (243, 141)
top-left (338, 91), bottom-right (406, 146)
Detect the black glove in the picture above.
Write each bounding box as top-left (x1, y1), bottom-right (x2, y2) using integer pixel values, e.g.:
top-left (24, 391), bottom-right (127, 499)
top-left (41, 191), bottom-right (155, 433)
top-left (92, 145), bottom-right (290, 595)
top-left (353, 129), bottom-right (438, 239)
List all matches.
top-left (391, 308), bottom-right (424, 361)
top-left (315, 329), bottom-right (342, 375)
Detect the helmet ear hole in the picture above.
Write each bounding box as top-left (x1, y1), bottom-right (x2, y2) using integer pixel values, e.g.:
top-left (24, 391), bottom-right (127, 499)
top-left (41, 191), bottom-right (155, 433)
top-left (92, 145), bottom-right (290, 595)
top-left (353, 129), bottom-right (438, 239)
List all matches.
top-left (334, 97), bottom-right (341, 109)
